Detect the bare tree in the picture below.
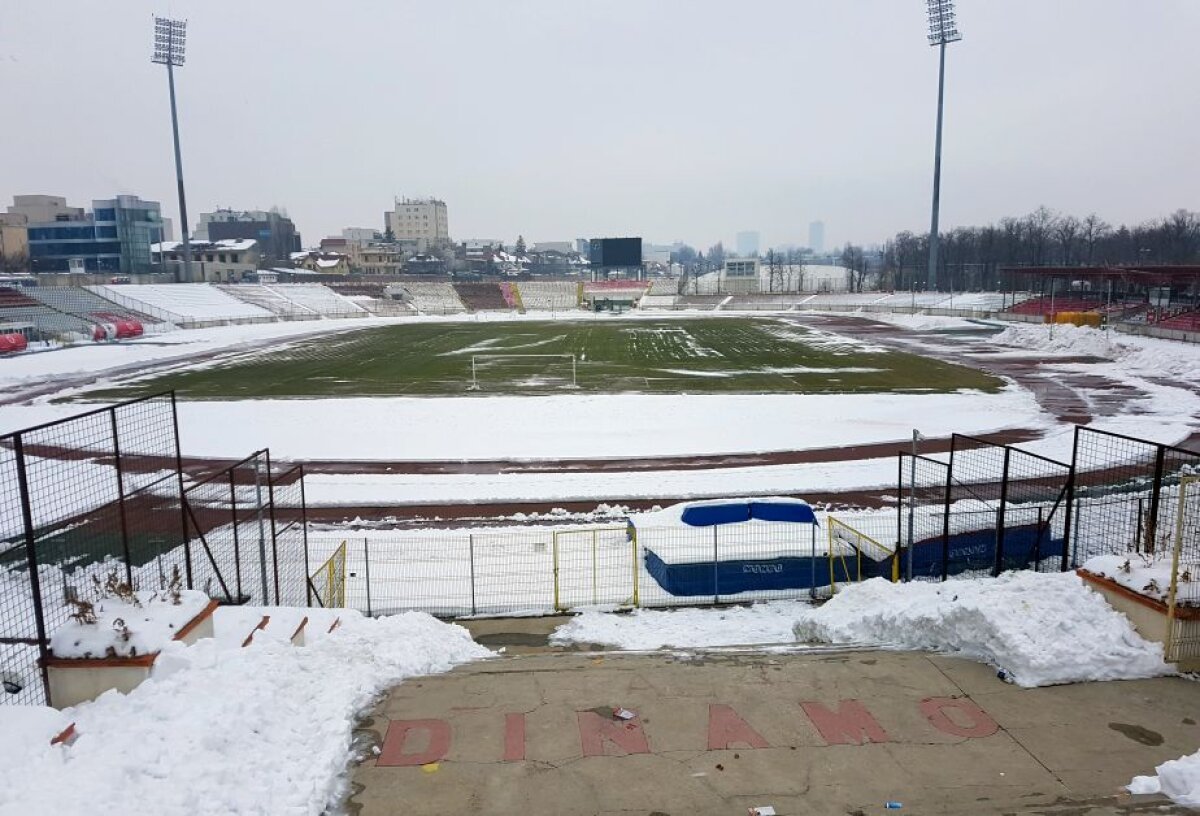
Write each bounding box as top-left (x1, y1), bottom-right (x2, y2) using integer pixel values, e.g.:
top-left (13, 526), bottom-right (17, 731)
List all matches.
top-left (1054, 215), bottom-right (1081, 266)
top-left (1080, 214), bottom-right (1111, 265)
top-left (0, 250), bottom-right (30, 274)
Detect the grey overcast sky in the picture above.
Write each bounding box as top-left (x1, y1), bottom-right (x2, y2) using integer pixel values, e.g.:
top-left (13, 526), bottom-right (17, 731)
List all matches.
top-left (2, 1), bottom-right (1198, 250)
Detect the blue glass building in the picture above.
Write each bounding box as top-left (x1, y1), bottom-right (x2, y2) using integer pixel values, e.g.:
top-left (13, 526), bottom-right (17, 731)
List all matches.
top-left (28, 195), bottom-right (164, 274)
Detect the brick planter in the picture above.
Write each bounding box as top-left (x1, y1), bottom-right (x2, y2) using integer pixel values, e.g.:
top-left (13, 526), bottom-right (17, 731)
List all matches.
top-left (43, 598), bottom-right (219, 709)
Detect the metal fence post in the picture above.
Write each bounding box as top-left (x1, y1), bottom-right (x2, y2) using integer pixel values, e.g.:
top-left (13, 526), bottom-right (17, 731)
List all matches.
top-left (552, 531), bottom-right (560, 612)
top-left (1145, 446), bottom-right (1167, 554)
top-left (253, 454), bottom-right (270, 605)
top-left (170, 391), bottom-right (193, 589)
top-left (469, 534), bottom-right (477, 616)
top-left (108, 408), bottom-right (135, 586)
top-left (229, 468), bottom-right (243, 602)
top-left (994, 448), bottom-right (1011, 577)
top-left (712, 526), bottom-right (719, 605)
top-left (13, 434), bottom-right (52, 706)
top-left (264, 450), bottom-right (282, 605)
top-left (299, 466), bottom-right (311, 607)
top-left (1062, 426), bottom-right (1080, 571)
top-left (363, 537), bottom-right (373, 617)
top-left (941, 445), bottom-right (956, 582)
top-left (896, 454), bottom-right (904, 578)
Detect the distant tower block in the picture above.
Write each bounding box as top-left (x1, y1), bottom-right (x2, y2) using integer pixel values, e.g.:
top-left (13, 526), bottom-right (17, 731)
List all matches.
top-left (809, 221), bottom-right (825, 254)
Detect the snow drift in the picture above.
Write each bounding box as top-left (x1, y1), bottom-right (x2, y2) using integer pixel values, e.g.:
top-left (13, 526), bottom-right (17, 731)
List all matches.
top-left (0, 611), bottom-right (490, 815)
top-left (1129, 749), bottom-right (1200, 806)
top-left (792, 572), bottom-right (1169, 687)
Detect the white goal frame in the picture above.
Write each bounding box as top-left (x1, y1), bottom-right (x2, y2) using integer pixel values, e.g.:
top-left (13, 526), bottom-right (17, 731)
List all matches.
top-left (469, 353), bottom-right (577, 390)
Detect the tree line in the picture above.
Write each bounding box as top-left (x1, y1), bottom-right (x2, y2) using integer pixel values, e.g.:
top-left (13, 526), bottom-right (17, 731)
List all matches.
top-left (873, 207), bottom-right (1200, 292)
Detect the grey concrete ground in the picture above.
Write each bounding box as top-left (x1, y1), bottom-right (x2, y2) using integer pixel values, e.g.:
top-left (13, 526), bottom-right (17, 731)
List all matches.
top-left (347, 620), bottom-right (1200, 815)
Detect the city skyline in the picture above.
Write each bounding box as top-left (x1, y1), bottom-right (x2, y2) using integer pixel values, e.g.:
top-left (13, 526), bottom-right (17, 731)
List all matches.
top-left (1, 1), bottom-right (1197, 250)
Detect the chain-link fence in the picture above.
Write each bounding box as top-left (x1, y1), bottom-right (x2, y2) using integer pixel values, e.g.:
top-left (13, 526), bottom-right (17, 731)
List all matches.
top-left (1, 396), bottom-right (314, 707)
top-left (1, 393), bottom-right (188, 707)
top-left (898, 452), bottom-right (952, 581)
top-left (1069, 428), bottom-right (1200, 565)
top-left (181, 451), bottom-right (310, 608)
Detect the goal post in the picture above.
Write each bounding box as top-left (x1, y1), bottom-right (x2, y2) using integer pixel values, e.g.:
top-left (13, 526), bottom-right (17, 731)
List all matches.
top-left (469, 353), bottom-right (578, 391)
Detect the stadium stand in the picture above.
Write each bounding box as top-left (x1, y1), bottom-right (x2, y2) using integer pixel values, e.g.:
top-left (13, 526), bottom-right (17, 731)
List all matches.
top-left (27, 286), bottom-right (158, 324)
top-left (647, 278), bottom-right (680, 295)
top-left (0, 288), bottom-right (95, 337)
top-left (584, 280), bottom-right (650, 292)
top-left (639, 294), bottom-right (680, 308)
top-left (515, 281), bottom-right (577, 311)
top-left (674, 295), bottom-right (722, 310)
top-left (218, 284), bottom-right (316, 318)
top-left (0, 286), bottom-right (41, 308)
top-left (499, 281), bottom-right (520, 310)
top-left (346, 296), bottom-right (415, 316)
top-left (324, 281), bottom-right (390, 298)
top-left (268, 284), bottom-right (367, 317)
top-left (1157, 310), bottom-right (1200, 331)
top-left (88, 284), bottom-right (274, 325)
top-left (452, 282), bottom-right (509, 311)
top-left (1006, 296), bottom-right (1102, 317)
top-left (395, 282), bottom-right (467, 313)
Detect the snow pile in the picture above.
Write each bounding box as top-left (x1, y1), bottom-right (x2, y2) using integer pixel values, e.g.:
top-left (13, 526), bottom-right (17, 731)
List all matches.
top-left (0, 705), bottom-right (69, 769)
top-left (551, 601), bottom-right (812, 650)
top-left (993, 322), bottom-right (1200, 382)
top-left (793, 572), bottom-right (1169, 687)
top-left (0, 611), bottom-right (490, 815)
top-left (1081, 554), bottom-right (1175, 602)
top-left (1129, 749), bottom-right (1200, 806)
top-left (49, 588), bottom-right (210, 659)
top-left (993, 323), bottom-right (1116, 358)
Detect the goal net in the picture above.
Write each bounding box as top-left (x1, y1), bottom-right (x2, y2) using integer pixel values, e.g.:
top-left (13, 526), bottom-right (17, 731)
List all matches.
top-left (469, 353), bottom-right (578, 391)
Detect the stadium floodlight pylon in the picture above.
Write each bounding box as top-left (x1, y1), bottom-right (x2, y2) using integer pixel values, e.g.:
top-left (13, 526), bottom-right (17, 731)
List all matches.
top-left (925, 0), bottom-right (962, 292)
top-left (152, 16), bottom-right (192, 283)
top-left (469, 354), bottom-right (577, 391)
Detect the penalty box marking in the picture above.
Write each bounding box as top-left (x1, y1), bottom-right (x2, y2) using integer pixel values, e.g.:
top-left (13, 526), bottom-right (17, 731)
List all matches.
top-left (376, 696), bottom-right (998, 767)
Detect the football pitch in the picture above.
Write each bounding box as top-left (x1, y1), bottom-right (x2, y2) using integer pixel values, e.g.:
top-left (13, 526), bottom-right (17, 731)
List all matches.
top-left (86, 317), bottom-right (1002, 399)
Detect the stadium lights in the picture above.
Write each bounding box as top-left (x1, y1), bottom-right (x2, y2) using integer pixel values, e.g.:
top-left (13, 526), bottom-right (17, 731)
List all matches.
top-left (151, 16), bottom-right (192, 282)
top-left (925, 0), bottom-right (962, 291)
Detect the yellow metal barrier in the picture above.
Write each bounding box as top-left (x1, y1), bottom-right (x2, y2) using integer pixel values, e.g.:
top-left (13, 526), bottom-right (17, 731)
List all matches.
top-left (310, 541), bottom-right (347, 608)
top-left (827, 517), bottom-right (898, 594)
top-left (1166, 476), bottom-right (1200, 662)
top-left (552, 526), bottom-right (635, 611)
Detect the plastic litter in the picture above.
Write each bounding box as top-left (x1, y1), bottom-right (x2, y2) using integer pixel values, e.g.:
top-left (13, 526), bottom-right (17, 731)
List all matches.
top-left (613, 707), bottom-right (636, 720)
top-left (747, 808), bottom-right (777, 816)
top-left (884, 803), bottom-right (903, 810)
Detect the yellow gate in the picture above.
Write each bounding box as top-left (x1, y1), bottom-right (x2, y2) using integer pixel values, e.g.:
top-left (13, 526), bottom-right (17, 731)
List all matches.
top-left (827, 516), bottom-right (898, 594)
top-left (1165, 476), bottom-right (1200, 662)
top-left (310, 541), bottom-right (347, 608)
top-left (552, 526), bottom-right (638, 611)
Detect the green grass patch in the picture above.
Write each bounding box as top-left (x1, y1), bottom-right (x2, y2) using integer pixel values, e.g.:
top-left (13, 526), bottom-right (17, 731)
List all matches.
top-left (80, 318), bottom-right (1003, 399)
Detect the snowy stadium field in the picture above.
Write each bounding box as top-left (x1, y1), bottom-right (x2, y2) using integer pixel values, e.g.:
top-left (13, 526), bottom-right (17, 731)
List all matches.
top-left (71, 316), bottom-right (1001, 399)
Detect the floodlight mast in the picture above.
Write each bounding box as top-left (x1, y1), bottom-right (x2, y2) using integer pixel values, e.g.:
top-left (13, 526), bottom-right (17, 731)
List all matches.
top-left (925, 0), bottom-right (961, 292)
top-left (152, 17), bottom-right (192, 282)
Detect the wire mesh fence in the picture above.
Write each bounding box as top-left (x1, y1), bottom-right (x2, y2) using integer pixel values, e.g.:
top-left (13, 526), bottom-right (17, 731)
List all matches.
top-left (182, 452), bottom-right (310, 608)
top-left (1166, 477), bottom-right (1200, 663)
top-left (1, 394), bottom-right (314, 706)
top-left (898, 452), bottom-right (952, 581)
top-left (0, 393), bottom-right (188, 707)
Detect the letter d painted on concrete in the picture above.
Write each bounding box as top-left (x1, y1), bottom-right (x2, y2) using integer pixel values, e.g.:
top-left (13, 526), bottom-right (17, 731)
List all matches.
top-left (377, 719), bottom-right (452, 767)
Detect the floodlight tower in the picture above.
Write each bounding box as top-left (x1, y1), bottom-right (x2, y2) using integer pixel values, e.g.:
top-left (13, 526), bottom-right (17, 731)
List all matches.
top-left (925, 0), bottom-right (962, 292)
top-left (152, 16), bottom-right (192, 282)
